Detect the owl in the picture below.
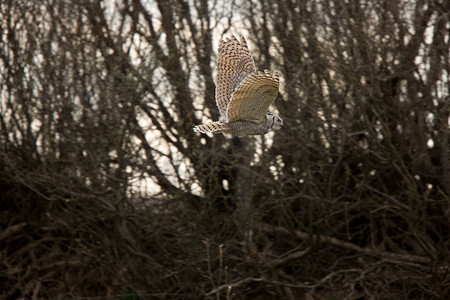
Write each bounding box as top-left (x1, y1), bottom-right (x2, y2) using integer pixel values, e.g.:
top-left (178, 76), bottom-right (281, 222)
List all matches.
top-left (193, 35), bottom-right (283, 137)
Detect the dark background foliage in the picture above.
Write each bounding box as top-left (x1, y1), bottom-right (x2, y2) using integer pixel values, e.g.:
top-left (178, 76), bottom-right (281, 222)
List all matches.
top-left (1, 0), bottom-right (449, 299)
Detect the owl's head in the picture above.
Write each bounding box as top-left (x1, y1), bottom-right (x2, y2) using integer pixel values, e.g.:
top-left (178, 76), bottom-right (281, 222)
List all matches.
top-left (267, 112), bottom-right (283, 132)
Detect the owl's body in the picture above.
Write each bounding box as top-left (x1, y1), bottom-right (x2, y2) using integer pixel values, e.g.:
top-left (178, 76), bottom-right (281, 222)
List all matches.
top-left (194, 36), bottom-right (283, 137)
top-left (194, 113), bottom-right (281, 136)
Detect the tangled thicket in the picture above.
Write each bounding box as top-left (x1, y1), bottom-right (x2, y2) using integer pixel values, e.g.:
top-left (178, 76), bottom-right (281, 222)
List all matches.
top-left (1, 0), bottom-right (449, 299)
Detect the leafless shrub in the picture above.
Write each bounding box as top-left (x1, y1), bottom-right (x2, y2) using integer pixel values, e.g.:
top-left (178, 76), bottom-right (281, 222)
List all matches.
top-left (0, 0), bottom-right (448, 298)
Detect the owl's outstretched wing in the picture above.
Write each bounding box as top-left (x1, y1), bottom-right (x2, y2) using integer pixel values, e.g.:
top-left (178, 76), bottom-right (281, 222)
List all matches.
top-left (215, 36), bottom-right (257, 118)
top-left (226, 70), bottom-right (279, 123)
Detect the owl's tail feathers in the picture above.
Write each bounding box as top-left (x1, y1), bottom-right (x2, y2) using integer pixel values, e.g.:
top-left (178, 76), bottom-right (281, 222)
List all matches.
top-left (193, 122), bottom-right (231, 134)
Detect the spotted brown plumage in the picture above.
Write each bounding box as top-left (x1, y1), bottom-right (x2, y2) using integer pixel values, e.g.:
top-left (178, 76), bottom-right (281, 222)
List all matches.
top-left (193, 122), bottom-right (230, 134)
top-left (215, 36), bottom-right (257, 118)
top-left (194, 35), bottom-right (283, 137)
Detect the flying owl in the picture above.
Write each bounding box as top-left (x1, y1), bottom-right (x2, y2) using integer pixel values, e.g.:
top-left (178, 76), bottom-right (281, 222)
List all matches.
top-left (193, 35), bottom-right (283, 137)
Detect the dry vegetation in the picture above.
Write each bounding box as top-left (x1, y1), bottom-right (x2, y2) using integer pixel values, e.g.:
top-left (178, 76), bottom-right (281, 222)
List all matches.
top-left (1, 0), bottom-right (449, 299)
